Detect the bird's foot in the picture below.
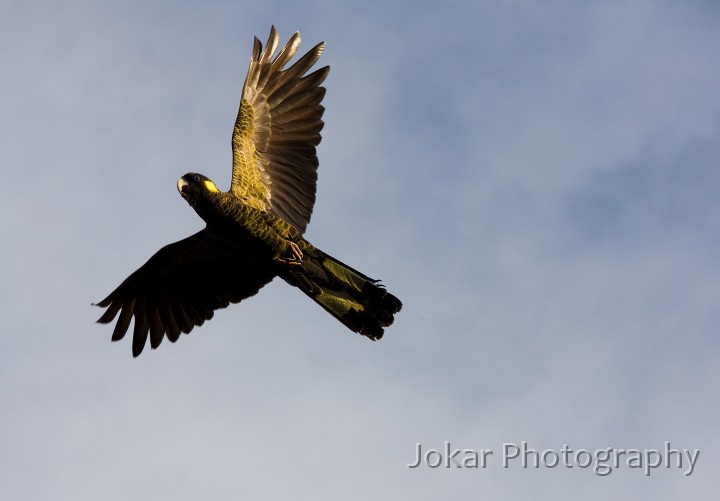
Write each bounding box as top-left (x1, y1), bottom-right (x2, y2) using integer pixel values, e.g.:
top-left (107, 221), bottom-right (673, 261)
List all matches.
top-left (277, 240), bottom-right (303, 266)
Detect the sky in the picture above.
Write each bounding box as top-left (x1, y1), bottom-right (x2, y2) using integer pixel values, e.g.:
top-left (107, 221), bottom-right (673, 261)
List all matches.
top-left (1, 0), bottom-right (719, 499)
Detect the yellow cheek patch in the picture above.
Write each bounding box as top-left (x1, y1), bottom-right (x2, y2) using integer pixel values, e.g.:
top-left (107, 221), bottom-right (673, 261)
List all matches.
top-left (204, 180), bottom-right (219, 193)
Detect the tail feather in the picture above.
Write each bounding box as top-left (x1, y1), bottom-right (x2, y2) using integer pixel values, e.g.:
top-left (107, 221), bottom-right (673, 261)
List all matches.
top-left (281, 249), bottom-right (402, 339)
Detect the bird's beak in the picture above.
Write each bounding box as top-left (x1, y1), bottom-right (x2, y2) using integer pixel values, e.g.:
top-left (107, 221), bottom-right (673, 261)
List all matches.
top-left (177, 177), bottom-right (189, 199)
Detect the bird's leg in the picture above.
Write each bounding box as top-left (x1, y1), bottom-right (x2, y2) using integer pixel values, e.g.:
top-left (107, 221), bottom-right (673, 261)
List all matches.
top-left (277, 240), bottom-right (303, 266)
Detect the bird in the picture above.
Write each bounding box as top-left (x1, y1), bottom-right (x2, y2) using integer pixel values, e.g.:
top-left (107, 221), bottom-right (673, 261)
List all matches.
top-left (95, 26), bottom-right (402, 357)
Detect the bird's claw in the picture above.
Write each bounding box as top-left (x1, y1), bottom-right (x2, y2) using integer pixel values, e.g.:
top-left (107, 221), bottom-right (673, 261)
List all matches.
top-left (278, 240), bottom-right (303, 266)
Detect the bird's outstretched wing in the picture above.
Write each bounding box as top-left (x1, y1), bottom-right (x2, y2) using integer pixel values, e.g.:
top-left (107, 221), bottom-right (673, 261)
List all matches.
top-left (95, 228), bottom-right (275, 357)
top-left (231, 26), bottom-right (329, 233)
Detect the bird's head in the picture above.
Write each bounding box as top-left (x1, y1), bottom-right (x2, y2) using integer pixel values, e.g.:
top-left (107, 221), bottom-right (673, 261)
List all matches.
top-left (177, 173), bottom-right (220, 207)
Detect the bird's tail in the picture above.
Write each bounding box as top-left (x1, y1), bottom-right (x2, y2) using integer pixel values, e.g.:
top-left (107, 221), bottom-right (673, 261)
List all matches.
top-left (280, 248), bottom-right (402, 339)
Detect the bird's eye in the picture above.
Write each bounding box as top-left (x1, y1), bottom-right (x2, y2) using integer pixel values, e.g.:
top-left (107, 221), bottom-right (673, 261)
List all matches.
top-left (193, 175), bottom-right (201, 182)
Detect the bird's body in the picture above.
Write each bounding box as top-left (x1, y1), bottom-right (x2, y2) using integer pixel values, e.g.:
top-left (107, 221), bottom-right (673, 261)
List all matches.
top-left (184, 176), bottom-right (297, 260)
top-left (96, 27), bottom-right (401, 356)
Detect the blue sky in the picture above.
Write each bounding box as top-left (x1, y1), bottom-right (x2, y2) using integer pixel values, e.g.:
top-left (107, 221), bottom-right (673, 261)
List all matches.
top-left (2, 1), bottom-right (719, 499)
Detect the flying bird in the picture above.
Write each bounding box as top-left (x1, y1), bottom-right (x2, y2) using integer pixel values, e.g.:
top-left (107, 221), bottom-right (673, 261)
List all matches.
top-left (95, 27), bottom-right (402, 356)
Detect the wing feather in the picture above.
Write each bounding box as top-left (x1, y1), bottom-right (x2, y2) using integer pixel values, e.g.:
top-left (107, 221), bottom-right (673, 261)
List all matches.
top-left (162, 302), bottom-right (181, 343)
top-left (112, 302), bottom-right (133, 342)
top-left (95, 228), bottom-right (275, 356)
top-left (231, 26), bottom-right (329, 233)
